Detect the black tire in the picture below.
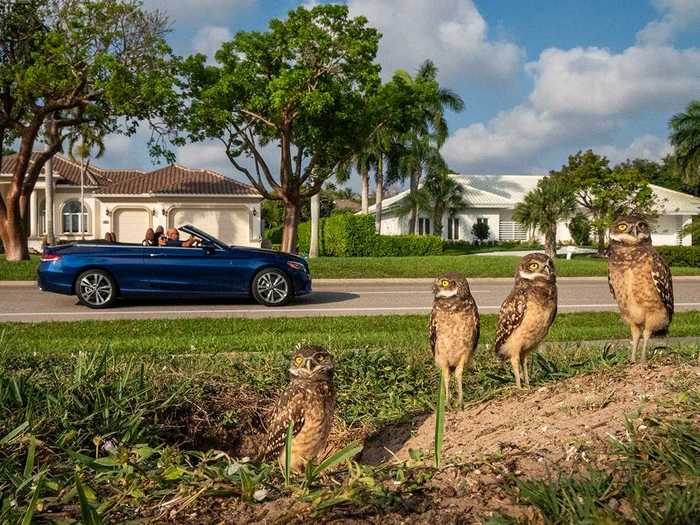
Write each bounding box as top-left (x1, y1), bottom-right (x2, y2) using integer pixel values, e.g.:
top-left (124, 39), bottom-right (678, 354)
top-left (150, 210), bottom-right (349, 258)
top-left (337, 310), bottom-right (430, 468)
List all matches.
top-left (251, 268), bottom-right (292, 306)
top-left (75, 269), bottom-right (118, 309)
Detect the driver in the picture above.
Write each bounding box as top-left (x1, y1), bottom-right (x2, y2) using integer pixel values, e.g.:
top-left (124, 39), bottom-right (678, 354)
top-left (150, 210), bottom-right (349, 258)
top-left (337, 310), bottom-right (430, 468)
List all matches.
top-left (159, 227), bottom-right (196, 247)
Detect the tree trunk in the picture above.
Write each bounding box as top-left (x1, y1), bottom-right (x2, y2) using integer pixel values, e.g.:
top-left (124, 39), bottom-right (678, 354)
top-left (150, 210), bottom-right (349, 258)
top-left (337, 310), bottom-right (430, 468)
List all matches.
top-left (544, 224), bottom-right (557, 259)
top-left (433, 207), bottom-right (444, 238)
top-left (360, 164), bottom-right (369, 214)
top-left (281, 200), bottom-right (301, 254)
top-left (309, 192), bottom-right (320, 258)
top-left (408, 166), bottom-right (420, 234)
top-left (45, 155), bottom-right (55, 245)
top-left (375, 156), bottom-right (383, 234)
top-left (0, 213), bottom-right (30, 261)
top-left (596, 226), bottom-right (606, 254)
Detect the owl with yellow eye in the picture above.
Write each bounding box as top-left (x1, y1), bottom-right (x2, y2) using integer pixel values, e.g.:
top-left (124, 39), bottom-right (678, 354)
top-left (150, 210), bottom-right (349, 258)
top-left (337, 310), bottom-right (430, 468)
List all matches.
top-left (429, 272), bottom-right (480, 407)
top-left (257, 345), bottom-right (336, 472)
top-left (495, 253), bottom-right (558, 388)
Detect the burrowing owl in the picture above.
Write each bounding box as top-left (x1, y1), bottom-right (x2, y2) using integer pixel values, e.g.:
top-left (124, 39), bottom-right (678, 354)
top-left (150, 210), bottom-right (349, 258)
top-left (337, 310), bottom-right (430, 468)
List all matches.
top-left (429, 272), bottom-right (480, 407)
top-left (257, 345), bottom-right (336, 472)
top-left (607, 215), bottom-right (673, 363)
top-left (495, 253), bottom-right (557, 388)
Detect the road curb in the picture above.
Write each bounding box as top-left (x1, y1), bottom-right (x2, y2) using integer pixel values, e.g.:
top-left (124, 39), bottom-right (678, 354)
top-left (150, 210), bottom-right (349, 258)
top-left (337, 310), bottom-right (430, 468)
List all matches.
top-left (2, 276), bottom-right (700, 287)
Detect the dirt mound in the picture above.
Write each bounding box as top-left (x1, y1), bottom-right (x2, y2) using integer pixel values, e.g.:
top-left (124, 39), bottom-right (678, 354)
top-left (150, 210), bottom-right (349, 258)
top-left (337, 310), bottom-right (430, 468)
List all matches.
top-left (363, 361), bottom-right (699, 476)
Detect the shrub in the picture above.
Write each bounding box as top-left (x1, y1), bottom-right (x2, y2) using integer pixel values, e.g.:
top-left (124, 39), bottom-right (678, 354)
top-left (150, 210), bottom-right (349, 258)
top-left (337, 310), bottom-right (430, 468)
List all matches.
top-left (471, 221), bottom-right (490, 243)
top-left (265, 225), bottom-right (284, 244)
top-left (296, 214), bottom-right (443, 256)
top-left (656, 246), bottom-right (700, 267)
top-left (568, 213), bottom-right (591, 245)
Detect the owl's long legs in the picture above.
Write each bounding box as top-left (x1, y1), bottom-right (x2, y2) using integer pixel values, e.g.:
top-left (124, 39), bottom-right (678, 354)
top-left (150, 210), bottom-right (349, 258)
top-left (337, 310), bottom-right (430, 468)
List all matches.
top-left (441, 368), bottom-right (451, 407)
top-left (630, 324), bottom-right (641, 363)
top-left (521, 354), bottom-right (530, 388)
top-left (641, 328), bottom-right (652, 364)
top-left (510, 354), bottom-right (522, 389)
top-left (454, 357), bottom-right (466, 408)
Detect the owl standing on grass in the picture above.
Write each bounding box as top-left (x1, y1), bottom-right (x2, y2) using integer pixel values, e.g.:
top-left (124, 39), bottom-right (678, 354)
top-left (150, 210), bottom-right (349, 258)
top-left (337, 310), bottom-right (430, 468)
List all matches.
top-left (257, 345), bottom-right (336, 472)
top-left (429, 272), bottom-right (480, 408)
top-left (607, 215), bottom-right (673, 364)
top-left (495, 253), bottom-right (557, 388)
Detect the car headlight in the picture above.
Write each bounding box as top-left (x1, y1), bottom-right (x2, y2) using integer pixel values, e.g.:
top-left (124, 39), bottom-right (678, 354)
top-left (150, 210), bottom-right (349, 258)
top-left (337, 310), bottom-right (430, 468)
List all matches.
top-left (287, 261), bottom-right (306, 271)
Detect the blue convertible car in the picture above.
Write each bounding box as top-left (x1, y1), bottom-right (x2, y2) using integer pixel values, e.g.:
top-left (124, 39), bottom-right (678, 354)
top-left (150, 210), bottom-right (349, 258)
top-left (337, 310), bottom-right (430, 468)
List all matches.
top-left (38, 225), bottom-right (311, 308)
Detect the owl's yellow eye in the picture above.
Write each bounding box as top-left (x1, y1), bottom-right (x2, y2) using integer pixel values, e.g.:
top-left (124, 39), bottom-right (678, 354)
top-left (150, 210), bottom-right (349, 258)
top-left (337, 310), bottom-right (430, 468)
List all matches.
top-left (617, 224), bottom-right (628, 231)
top-left (440, 279), bottom-right (450, 288)
top-left (294, 356), bottom-right (304, 366)
top-left (528, 262), bottom-right (539, 271)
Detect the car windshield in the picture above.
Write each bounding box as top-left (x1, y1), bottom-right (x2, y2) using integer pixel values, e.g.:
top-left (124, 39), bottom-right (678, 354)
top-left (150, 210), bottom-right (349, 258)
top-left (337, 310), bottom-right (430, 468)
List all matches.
top-left (178, 225), bottom-right (227, 248)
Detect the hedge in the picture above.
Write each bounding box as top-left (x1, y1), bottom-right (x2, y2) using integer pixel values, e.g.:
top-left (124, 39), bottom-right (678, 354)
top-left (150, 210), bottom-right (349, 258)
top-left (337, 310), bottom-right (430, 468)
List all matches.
top-left (656, 246), bottom-right (700, 267)
top-left (294, 214), bottom-right (443, 257)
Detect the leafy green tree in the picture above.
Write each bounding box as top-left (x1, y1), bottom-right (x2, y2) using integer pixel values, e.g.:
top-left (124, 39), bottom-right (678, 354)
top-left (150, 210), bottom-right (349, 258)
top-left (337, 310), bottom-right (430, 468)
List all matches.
top-left (567, 212), bottom-right (592, 246)
top-left (513, 176), bottom-right (576, 258)
top-left (392, 61), bottom-right (464, 234)
top-left (471, 221), bottom-right (490, 244)
top-left (550, 150), bottom-right (657, 252)
top-left (669, 100), bottom-right (700, 186)
top-left (615, 156), bottom-right (699, 196)
top-left (422, 168), bottom-right (468, 238)
top-left (0, 0), bottom-right (176, 260)
top-left (176, 5), bottom-right (381, 253)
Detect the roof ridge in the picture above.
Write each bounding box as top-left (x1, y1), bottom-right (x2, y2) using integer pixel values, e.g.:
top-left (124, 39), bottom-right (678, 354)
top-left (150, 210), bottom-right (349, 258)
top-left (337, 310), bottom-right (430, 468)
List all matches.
top-left (649, 183), bottom-right (700, 201)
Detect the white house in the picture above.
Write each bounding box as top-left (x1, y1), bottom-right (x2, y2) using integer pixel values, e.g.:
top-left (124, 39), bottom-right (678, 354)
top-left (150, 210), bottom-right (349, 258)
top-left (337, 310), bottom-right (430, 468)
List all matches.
top-left (368, 174), bottom-right (700, 246)
top-left (0, 153), bottom-right (263, 251)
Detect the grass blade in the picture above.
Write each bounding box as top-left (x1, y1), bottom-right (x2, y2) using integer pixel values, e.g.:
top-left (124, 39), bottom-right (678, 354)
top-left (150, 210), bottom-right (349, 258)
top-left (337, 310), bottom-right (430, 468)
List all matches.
top-left (23, 435), bottom-right (37, 478)
top-left (311, 443), bottom-right (363, 478)
top-left (284, 420), bottom-right (293, 485)
top-left (435, 372), bottom-right (446, 469)
top-left (75, 474), bottom-right (102, 525)
top-left (20, 470), bottom-right (45, 525)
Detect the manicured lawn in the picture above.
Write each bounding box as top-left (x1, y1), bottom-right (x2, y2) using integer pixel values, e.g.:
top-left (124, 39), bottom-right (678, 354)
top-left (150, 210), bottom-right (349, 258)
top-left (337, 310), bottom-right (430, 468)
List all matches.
top-left (0, 255), bottom-right (39, 280)
top-left (2, 310), bottom-right (699, 355)
top-left (3, 253), bottom-right (700, 280)
top-left (308, 255), bottom-right (700, 278)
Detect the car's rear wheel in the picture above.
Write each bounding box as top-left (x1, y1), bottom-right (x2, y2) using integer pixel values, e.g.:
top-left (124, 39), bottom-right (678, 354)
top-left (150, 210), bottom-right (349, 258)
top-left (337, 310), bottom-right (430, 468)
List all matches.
top-left (251, 268), bottom-right (291, 306)
top-left (75, 269), bottom-right (117, 309)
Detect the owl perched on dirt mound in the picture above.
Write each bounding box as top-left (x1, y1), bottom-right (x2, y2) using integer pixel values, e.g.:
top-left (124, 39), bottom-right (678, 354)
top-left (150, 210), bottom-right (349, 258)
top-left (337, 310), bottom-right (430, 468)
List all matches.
top-left (257, 345), bottom-right (336, 472)
top-left (607, 215), bottom-right (673, 364)
top-left (429, 272), bottom-right (480, 407)
top-left (495, 253), bottom-right (557, 388)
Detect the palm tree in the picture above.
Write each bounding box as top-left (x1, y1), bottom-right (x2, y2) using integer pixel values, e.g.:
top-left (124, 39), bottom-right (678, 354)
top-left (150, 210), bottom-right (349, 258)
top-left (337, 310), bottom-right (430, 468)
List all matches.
top-left (423, 168), bottom-right (468, 238)
top-left (513, 176), bottom-right (576, 258)
top-left (394, 61), bottom-right (464, 233)
top-left (669, 100), bottom-right (700, 186)
top-left (67, 128), bottom-right (105, 240)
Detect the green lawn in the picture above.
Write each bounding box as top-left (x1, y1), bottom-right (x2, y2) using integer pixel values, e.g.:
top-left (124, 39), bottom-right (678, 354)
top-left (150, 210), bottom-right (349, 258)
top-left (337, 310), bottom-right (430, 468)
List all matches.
top-left (3, 253), bottom-right (700, 280)
top-left (309, 255), bottom-right (700, 278)
top-left (2, 310), bottom-right (699, 355)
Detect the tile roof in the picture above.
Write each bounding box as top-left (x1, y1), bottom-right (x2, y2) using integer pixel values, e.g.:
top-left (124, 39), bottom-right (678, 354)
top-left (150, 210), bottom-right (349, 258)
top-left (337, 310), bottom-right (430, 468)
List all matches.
top-left (95, 165), bottom-right (258, 195)
top-left (1, 154), bottom-right (258, 196)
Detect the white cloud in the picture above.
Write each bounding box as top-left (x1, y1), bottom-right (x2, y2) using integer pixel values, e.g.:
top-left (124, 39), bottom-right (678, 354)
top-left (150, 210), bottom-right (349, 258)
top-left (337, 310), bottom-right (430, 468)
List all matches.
top-left (636, 0), bottom-right (700, 46)
top-left (192, 25), bottom-right (232, 61)
top-left (141, 0), bottom-right (255, 23)
top-left (347, 0), bottom-right (523, 83)
top-left (443, 44), bottom-right (700, 171)
top-left (595, 134), bottom-right (673, 164)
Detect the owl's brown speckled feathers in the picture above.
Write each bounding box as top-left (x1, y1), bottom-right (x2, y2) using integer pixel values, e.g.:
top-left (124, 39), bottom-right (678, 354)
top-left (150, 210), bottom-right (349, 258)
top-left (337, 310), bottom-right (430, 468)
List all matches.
top-left (429, 272), bottom-right (480, 407)
top-left (257, 345), bottom-right (336, 472)
top-left (607, 215), bottom-right (673, 363)
top-left (495, 253), bottom-right (557, 388)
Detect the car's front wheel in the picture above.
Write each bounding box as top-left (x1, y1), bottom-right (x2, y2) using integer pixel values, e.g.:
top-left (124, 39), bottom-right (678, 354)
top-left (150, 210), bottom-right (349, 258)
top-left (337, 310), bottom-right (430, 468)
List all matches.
top-left (251, 268), bottom-right (292, 306)
top-left (75, 269), bottom-right (117, 309)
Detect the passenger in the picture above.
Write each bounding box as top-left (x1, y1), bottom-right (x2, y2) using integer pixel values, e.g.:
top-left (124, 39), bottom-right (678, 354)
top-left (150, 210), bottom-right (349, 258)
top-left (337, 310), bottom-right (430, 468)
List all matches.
top-left (154, 225), bottom-right (165, 244)
top-left (160, 227), bottom-right (196, 247)
top-left (142, 228), bottom-right (156, 246)
top-left (104, 232), bottom-right (115, 243)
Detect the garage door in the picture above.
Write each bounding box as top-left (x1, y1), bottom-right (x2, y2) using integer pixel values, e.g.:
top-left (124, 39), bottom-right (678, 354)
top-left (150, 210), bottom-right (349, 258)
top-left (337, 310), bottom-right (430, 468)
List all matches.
top-left (170, 207), bottom-right (248, 245)
top-left (114, 208), bottom-right (150, 243)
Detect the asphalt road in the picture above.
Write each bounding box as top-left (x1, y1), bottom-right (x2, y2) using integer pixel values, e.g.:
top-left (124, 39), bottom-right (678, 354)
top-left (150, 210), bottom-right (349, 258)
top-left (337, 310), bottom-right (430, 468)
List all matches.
top-left (1, 277), bottom-right (700, 322)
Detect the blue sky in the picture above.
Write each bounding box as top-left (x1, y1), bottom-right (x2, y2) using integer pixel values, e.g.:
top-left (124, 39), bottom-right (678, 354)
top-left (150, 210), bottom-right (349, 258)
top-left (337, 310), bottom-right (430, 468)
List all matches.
top-left (98, 0), bottom-right (700, 189)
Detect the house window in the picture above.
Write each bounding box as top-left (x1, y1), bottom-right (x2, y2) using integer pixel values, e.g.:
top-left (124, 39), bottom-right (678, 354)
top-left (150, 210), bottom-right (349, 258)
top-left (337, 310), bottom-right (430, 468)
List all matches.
top-left (418, 217), bottom-right (431, 235)
top-left (477, 217), bottom-right (488, 226)
top-left (62, 200), bottom-right (89, 234)
top-left (447, 217), bottom-right (459, 240)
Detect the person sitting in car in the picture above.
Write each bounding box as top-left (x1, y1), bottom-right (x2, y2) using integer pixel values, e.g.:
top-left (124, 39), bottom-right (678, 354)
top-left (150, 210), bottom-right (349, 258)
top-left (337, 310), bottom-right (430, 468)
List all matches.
top-left (142, 228), bottom-right (156, 246)
top-left (159, 227), bottom-right (196, 247)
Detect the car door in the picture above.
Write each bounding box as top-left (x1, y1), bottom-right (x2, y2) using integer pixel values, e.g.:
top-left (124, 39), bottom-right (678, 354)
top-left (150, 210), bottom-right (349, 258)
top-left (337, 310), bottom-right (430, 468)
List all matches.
top-left (143, 245), bottom-right (237, 294)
